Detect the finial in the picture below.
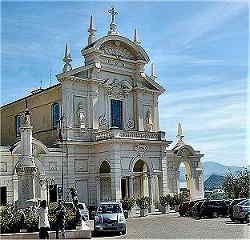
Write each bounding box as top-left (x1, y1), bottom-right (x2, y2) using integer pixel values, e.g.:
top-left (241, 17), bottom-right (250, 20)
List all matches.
top-left (176, 122), bottom-right (184, 143)
top-left (133, 28), bottom-right (140, 44)
top-left (88, 15), bottom-right (96, 45)
top-left (63, 43), bottom-right (72, 73)
top-left (108, 7), bottom-right (119, 35)
top-left (151, 63), bottom-right (157, 80)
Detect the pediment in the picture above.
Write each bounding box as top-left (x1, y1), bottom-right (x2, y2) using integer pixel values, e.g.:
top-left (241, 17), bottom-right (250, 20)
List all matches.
top-left (100, 40), bottom-right (144, 61)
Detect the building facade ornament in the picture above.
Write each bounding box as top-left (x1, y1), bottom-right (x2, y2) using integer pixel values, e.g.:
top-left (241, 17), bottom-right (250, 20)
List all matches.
top-left (127, 118), bottom-right (135, 129)
top-left (77, 103), bottom-right (87, 129)
top-left (102, 78), bottom-right (132, 99)
top-left (144, 109), bottom-right (153, 132)
top-left (98, 114), bottom-right (109, 130)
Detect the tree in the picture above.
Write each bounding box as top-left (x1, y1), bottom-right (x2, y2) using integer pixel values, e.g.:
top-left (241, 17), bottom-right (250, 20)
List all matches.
top-left (223, 168), bottom-right (249, 199)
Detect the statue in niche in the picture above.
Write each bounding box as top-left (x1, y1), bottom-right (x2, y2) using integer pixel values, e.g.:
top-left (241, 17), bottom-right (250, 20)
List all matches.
top-left (144, 109), bottom-right (153, 132)
top-left (77, 103), bottom-right (86, 129)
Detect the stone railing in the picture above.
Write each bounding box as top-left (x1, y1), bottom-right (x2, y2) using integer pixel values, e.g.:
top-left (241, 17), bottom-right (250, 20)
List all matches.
top-left (60, 128), bottom-right (166, 142)
top-left (95, 129), bottom-right (165, 141)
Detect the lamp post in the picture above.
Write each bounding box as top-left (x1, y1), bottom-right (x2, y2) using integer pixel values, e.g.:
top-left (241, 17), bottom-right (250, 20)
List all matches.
top-left (39, 177), bottom-right (55, 203)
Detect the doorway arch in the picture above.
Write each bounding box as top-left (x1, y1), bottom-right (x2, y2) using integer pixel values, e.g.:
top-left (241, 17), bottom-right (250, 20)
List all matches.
top-left (133, 160), bottom-right (149, 198)
top-left (99, 160), bottom-right (111, 201)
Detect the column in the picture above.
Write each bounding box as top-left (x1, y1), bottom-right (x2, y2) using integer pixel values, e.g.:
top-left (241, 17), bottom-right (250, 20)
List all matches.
top-left (110, 144), bottom-right (122, 201)
top-left (125, 177), bottom-right (129, 198)
top-left (129, 175), bottom-right (134, 197)
top-left (96, 177), bottom-right (100, 204)
top-left (148, 175), bottom-right (155, 213)
top-left (12, 175), bottom-right (19, 202)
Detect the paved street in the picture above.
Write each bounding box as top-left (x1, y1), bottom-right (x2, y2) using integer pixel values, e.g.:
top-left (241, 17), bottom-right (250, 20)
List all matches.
top-left (93, 213), bottom-right (249, 239)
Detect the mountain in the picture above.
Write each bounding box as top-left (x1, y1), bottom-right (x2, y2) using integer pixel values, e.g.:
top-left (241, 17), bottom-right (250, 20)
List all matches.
top-left (204, 174), bottom-right (225, 191)
top-left (179, 161), bottom-right (244, 182)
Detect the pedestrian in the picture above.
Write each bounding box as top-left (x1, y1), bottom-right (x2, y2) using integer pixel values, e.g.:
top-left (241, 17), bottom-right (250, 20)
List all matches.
top-left (55, 200), bottom-right (66, 239)
top-left (38, 200), bottom-right (50, 239)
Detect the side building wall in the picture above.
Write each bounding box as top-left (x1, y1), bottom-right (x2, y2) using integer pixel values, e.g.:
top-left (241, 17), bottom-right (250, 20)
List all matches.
top-left (0, 84), bottom-right (62, 147)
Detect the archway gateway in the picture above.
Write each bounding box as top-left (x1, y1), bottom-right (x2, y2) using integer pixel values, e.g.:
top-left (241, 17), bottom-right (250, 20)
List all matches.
top-left (99, 161), bottom-right (111, 201)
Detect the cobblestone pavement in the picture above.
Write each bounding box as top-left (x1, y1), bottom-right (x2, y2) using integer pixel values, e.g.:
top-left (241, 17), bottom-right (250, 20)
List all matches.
top-left (92, 213), bottom-right (249, 239)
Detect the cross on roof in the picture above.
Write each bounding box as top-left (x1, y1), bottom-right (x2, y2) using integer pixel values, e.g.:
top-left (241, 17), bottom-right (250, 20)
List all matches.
top-left (108, 7), bottom-right (118, 23)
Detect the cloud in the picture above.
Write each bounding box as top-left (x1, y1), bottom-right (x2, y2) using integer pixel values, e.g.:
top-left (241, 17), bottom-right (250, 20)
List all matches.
top-left (167, 2), bottom-right (247, 50)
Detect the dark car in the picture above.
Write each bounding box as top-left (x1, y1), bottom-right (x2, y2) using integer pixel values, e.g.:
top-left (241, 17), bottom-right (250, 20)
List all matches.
top-left (179, 201), bottom-right (190, 217)
top-left (233, 199), bottom-right (250, 223)
top-left (199, 200), bottom-right (228, 218)
top-left (192, 200), bottom-right (205, 218)
top-left (228, 198), bottom-right (246, 221)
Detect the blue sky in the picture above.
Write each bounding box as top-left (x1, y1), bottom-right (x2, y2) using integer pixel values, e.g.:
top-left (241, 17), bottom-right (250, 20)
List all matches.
top-left (1, 1), bottom-right (248, 167)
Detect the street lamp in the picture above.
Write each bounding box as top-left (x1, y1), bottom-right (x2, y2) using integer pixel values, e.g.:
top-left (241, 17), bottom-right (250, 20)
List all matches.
top-left (39, 177), bottom-right (55, 203)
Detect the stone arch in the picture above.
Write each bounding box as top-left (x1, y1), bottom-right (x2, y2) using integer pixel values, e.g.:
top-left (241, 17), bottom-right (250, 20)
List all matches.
top-left (99, 160), bottom-right (111, 174)
top-left (171, 144), bottom-right (204, 200)
top-left (98, 160), bottom-right (111, 202)
top-left (132, 159), bottom-right (150, 198)
top-left (129, 155), bottom-right (153, 174)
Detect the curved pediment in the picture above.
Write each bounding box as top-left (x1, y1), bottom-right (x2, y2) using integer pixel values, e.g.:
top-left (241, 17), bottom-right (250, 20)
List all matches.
top-left (84, 35), bottom-right (150, 63)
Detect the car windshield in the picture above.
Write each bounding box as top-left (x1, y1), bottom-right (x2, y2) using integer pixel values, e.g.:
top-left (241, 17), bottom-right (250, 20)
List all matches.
top-left (97, 204), bottom-right (122, 214)
top-left (78, 203), bottom-right (87, 210)
top-left (238, 199), bottom-right (250, 206)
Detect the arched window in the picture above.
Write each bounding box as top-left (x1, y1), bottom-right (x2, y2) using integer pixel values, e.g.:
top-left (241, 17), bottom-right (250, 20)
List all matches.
top-left (52, 103), bottom-right (60, 129)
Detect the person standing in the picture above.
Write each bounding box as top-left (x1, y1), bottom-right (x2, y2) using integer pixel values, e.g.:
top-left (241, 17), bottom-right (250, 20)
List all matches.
top-left (55, 200), bottom-right (66, 239)
top-left (38, 200), bottom-right (50, 239)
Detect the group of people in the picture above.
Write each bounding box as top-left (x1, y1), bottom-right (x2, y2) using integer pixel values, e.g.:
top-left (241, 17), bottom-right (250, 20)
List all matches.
top-left (38, 200), bottom-right (66, 239)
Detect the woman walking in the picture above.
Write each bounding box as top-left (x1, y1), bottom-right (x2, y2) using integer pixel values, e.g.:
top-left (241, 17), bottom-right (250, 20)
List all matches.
top-left (38, 200), bottom-right (50, 239)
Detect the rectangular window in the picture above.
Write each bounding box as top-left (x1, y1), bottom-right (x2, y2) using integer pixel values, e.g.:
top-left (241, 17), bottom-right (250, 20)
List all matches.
top-left (111, 99), bottom-right (123, 129)
top-left (15, 115), bottom-right (21, 136)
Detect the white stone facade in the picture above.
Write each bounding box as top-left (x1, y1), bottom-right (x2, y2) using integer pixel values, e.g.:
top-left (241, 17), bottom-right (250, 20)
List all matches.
top-left (0, 10), bottom-right (204, 208)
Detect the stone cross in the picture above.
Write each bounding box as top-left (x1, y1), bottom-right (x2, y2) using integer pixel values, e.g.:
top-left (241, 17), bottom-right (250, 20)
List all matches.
top-left (108, 7), bottom-right (118, 24)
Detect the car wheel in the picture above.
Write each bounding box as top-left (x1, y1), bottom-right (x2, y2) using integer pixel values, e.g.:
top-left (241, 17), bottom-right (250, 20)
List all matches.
top-left (230, 216), bottom-right (235, 221)
top-left (121, 227), bottom-right (127, 235)
top-left (212, 211), bottom-right (218, 218)
top-left (246, 214), bottom-right (250, 223)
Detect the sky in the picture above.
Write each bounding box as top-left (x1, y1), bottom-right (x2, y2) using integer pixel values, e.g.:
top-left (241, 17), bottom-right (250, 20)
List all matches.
top-left (1, 1), bottom-right (249, 167)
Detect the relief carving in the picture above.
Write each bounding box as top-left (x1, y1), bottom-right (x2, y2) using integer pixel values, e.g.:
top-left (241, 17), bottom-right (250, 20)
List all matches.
top-left (100, 41), bottom-right (136, 60)
top-left (102, 78), bottom-right (132, 99)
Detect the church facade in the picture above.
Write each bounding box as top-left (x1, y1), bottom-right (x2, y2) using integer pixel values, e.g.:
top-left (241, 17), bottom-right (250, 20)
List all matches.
top-left (0, 9), bottom-right (204, 208)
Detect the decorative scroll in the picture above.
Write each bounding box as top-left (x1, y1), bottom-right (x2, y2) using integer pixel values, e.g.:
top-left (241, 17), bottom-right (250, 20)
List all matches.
top-left (98, 114), bottom-right (109, 130)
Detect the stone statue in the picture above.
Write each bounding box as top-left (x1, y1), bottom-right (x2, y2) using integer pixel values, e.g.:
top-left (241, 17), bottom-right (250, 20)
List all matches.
top-left (77, 103), bottom-right (86, 129)
top-left (145, 109), bottom-right (153, 131)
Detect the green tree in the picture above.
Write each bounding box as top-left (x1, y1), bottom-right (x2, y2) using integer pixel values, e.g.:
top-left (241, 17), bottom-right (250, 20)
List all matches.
top-left (223, 168), bottom-right (249, 199)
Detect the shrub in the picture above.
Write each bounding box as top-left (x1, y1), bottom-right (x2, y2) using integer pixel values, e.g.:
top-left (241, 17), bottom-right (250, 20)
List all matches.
top-left (121, 196), bottom-right (136, 211)
top-left (159, 194), bottom-right (171, 207)
top-left (136, 196), bottom-right (151, 210)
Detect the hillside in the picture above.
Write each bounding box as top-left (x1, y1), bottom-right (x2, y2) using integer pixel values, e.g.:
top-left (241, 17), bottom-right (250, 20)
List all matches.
top-left (179, 161), bottom-right (244, 182)
top-left (204, 174), bottom-right (225, 191)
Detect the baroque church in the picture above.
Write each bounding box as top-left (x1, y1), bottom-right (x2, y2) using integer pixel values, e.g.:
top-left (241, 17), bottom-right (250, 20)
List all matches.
top-left (0, 8), bottom-right (204, 209)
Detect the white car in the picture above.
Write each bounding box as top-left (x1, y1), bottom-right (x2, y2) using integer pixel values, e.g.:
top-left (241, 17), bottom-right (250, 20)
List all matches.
top-left (94, 202), bottom-right (127, 235)
top-left (64, 201), bottom-right (89, 221)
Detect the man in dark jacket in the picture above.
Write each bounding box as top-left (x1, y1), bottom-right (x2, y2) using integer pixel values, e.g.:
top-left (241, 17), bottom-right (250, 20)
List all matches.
top-left (55, 200), bottom-right (66, 239)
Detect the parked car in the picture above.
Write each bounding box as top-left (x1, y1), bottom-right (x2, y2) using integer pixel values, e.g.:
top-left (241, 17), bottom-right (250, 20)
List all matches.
top-left (191, 200), bottom-right (205, 218)
top-left (64, 201), bottom-right (89, 220)
top-left (199, 200), bottom-right (228, 218)
top-left (94, 202), bottom-right (127, 235)
top-left (228, 198), bottom-right (246, 221)
top-left (233, 199), bottom-right (250, 223)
